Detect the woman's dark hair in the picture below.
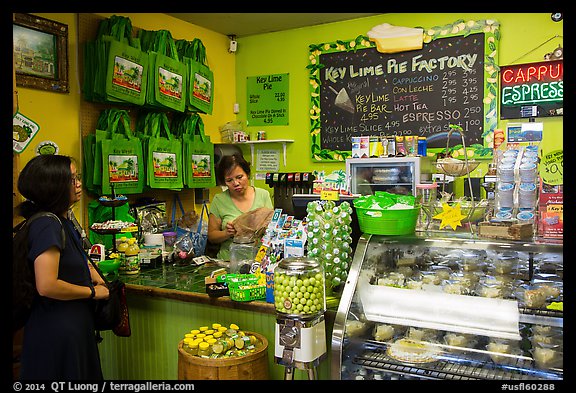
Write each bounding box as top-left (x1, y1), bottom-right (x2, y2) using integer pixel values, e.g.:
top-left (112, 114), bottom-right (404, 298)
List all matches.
top-left (216, 153), bottom-right (251, 185)
top-left (17, 155), bottom-right (74, 219)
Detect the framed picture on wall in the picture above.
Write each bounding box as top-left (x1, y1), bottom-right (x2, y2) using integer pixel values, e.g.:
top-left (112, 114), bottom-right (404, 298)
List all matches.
top-left (13, 13), bottom-right (69, 93)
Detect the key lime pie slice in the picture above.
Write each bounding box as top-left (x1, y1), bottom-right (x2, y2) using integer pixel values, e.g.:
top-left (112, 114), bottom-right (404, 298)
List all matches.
top-left (367, 23), bottom-right (424, 53)
top-left (387, 338), bottom-right (442, 364)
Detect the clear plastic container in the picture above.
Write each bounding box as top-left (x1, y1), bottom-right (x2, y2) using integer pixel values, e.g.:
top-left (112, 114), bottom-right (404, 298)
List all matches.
top-left (230, 236), bottom-right (257, 274)
top-left (273, 256), bottom-right (326, 317)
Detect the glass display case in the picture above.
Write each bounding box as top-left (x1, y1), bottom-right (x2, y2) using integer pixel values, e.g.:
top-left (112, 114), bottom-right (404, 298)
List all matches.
top-left (346, 157), bottom-right (433, 197)
top-left (331, 233), bottom-right (563, 380)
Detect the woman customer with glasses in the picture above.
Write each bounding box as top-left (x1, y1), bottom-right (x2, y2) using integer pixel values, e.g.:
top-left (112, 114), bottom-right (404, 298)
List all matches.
top-left (15, 155), bottom-right (109, 380)
top-left (207, 153), bottom-right (273, 261)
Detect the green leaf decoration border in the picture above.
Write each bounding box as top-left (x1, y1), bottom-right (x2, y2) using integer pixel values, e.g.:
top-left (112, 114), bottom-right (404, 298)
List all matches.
top-left (308, 19), bottom-right (500, 162)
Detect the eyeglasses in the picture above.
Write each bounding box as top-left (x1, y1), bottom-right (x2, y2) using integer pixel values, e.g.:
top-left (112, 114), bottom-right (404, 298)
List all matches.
top-left (224, 174), bottom-right (245, 184)
top-left (71, 173), bottom-right (83, 184)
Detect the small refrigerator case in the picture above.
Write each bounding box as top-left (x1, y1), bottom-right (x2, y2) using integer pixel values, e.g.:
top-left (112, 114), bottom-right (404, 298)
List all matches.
top-left (346, 157), bottom-right (432, 197)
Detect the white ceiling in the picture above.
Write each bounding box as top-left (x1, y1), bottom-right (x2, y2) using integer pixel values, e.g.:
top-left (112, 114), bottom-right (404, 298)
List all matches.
top-left (166, 13), bottom-right (383, 38)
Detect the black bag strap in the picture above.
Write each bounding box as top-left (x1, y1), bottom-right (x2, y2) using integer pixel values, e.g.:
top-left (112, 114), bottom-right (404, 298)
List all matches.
top-left (14, 212), bottom-right (65, 249)
top-left (63, 222), bottom-right (109, 286)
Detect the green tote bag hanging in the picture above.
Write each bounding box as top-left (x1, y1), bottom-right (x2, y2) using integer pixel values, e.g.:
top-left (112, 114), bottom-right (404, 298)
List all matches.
top-left (176, 38), bottom-right (214, 115)
top-left (188, 115), bottom-right (215, 188)
top-left (93, 108), bottom-right (127, 186)
top-left (141, 30), bottom-right (187, 112)
top-left (146, 113), bottom-right (184, 190)
top-left (100, 113), bottom-right (145, 195)
top-left (187, 59), bottom-right (214, 115)
top-left (104, 38), bottom-right (149, 106)
top-left (172, 112), bottom-right (205, 188)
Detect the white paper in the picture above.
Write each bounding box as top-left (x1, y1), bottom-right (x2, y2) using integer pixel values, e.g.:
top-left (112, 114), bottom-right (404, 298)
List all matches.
top-left (358, 275), bottom-right (521, 340)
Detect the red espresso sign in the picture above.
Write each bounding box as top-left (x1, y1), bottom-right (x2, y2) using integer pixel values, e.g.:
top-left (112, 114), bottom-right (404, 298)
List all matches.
top-left (500, 60), bottom-right (563, 119)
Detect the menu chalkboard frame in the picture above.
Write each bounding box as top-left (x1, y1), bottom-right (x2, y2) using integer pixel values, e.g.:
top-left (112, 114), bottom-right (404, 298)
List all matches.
top-left (307, 19), bottom-right (500, 162)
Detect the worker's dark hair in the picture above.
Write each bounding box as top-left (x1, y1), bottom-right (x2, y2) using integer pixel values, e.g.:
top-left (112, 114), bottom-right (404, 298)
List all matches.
top-left (216, 153), bottom-right (251, 185)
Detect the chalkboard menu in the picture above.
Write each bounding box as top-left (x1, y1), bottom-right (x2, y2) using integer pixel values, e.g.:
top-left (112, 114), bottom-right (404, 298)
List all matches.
top-left (308, 20), bottom-right (500, 161)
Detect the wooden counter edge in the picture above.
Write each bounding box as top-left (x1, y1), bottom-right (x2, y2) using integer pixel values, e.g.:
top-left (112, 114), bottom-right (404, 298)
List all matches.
top-left (125, 283), bottom-right (276, 314)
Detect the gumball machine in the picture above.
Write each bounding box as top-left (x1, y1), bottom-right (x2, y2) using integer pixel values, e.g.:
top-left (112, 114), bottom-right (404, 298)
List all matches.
top-left (273, 257), bottom-right (327, 380)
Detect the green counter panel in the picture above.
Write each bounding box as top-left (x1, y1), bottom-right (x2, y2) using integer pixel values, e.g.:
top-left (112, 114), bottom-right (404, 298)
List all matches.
top-left (98, 291), bottom-right (334, 380)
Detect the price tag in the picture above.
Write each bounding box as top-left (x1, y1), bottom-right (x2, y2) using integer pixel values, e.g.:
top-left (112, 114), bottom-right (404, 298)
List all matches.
top-left (320, 190), bottom-right (339, 201)
top-left (540, 149), bottom-right (563, 185)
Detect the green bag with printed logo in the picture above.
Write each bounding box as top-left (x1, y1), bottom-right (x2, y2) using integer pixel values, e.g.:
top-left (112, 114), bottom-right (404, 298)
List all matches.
top-left (176, 38), bottom-right (214, 115)
top-left (140, 29), bottom-right (187, 113)
top-left (187, 115), bottom-right (215, 188)
top-left (100, 113), bottom-right (145, 195)
top-left (93, 109), bottom-right (127, 187)
top-left (146, 113), bottom-right (183, 190)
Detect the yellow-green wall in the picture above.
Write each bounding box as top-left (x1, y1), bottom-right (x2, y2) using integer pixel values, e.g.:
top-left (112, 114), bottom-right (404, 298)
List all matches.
top-left (15, 13), bottom-right (563, 211)
top-left (235, 13), bottom-right (563, 190)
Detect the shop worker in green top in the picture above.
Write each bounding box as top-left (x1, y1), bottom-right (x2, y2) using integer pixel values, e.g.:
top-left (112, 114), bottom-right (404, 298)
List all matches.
top-left (208, 153), bottom-right (273, 261)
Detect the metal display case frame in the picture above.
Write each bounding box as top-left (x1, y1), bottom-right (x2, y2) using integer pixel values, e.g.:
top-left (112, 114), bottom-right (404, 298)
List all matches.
top-left (332, 233), bottom-right (563, 381)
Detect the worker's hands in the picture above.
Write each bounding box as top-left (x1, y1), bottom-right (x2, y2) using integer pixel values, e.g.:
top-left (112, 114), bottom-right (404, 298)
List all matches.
top-left (225, 222), bottom-right (237, 239)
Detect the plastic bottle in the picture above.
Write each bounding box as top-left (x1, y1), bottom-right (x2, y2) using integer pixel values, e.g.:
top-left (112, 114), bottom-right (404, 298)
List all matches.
top-left (123, 238), bottom-right (140, 274)
top-left (197, 341), bottom-right (211, 357)
top-left (379, 136), bottom-right (389, 157)
top-left (418, 136), bottom-right (427, 156)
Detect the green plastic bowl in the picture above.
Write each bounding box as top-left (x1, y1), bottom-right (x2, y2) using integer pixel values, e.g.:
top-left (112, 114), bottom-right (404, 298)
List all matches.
top-left (355, 206), bottom-right (420, 236)
top-left (97, 259), bottom-right (121, 274)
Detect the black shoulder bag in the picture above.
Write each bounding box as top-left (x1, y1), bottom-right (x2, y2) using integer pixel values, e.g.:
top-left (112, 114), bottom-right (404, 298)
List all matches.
top-left (65, 224), bottom-right (131, 338)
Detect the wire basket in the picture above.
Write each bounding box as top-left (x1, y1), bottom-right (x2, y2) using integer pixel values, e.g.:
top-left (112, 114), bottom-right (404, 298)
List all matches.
top-left (229, 283), bottom-right (266, 302)
top-left (435, 159), bottom-right (480, 177)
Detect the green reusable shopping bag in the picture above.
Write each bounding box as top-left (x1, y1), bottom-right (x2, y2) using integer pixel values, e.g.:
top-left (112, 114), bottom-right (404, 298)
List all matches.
top-left (176, 38), bottom-right (214, 115)
top-left (141, 30), bottom-right (187, 112)
top-left (104, 38), bottom-right (149, 105)
top-left (187, 115), bottom-right (215, 188)
top-left (84, 15), bottom-right (148, 105)
top-left (187, 59), bottom-right (214, 115)
top-left (171, 112), bottom-right (201, 188)
top-left (146, 113), bottom-right (183, 190)
top-left (100, 113), bottom-right (145, 195)
top-left (93, 109), bottom-right (129, 186)
top-left (135, 111), bottom-right (162, 182)
top-left (82, 133), bottom-right (98, 195)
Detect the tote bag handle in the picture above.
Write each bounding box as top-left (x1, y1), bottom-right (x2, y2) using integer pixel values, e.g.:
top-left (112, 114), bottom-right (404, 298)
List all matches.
top-left (171, 193), bottom-right (186, 231)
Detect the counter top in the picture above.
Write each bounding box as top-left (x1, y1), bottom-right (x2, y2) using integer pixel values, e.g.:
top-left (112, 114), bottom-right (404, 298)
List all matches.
top-left (119, 262), bottom-right (276, 314)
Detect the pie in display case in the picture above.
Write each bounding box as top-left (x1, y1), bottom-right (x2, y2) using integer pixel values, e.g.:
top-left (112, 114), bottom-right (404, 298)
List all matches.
top-left (331, 233), bottom-right (563, 380)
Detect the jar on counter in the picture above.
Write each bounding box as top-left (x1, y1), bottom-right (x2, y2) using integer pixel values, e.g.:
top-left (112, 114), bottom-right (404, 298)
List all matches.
top-left (120, 238), bottom-right (140, 274)
top-left (230, 236), bottom-right (257, 274)
top-left (273, 256), bottom-right (326, 317)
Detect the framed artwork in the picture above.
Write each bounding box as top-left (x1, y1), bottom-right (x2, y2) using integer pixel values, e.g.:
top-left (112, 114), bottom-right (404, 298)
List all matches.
top-left (13, 13), bottom-right (69, 93)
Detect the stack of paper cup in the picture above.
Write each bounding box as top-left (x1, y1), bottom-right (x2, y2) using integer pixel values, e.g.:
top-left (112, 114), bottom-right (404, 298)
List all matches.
top-left (519, 162), bottom-right (538, 183)
top-left (498, 164), bottom-right (515, 183)
top-left (518, 183), bottom-right (538, 209)
top-left (497, 183), bottom-right (515, 208)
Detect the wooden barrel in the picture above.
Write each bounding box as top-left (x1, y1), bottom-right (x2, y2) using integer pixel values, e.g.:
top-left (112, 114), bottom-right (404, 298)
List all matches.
top-left (177, 331), bottom-right (269, 380)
